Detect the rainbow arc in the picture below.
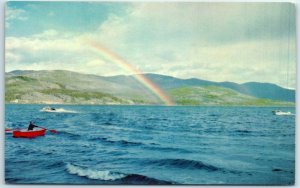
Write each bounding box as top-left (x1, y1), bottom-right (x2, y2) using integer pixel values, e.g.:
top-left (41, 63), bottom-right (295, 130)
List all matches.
top-left (86, 40), bottom-right (174, 106)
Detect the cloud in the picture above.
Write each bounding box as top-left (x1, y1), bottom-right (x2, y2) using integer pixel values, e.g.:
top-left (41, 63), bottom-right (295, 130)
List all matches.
top-left (34, 29), bottom-right (59, 38)
top-left (6, 7), bottom-right (28, 21)
top-left (166, 40), bottom-right (296, 87)
top-left (94, 3), bottom-right (295, 48)
top-left (5, 2), bottom-right (296, 89)
top-left (5, 6), bottom-right (28, 28)
top-left (89, 2), bottom-right (296, 88)
top-left (5, 30), bottom-right (126, 76)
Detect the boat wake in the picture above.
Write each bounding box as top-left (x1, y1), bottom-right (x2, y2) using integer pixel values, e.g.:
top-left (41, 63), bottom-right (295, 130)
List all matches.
top-left (272, 110), bottom-right (294, 116)
top-left (276, 113), bottom-right (294, 116)
top-left (66, 163), bottom-right (173, 184)
top-left (52, 108), bottom-right (78, 113)
top-left (40, 107), bottom-right (78, 113)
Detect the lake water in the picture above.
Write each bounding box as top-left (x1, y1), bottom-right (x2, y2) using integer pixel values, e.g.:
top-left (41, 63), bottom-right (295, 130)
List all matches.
top-left (5, 104), bottom-right (295, 185)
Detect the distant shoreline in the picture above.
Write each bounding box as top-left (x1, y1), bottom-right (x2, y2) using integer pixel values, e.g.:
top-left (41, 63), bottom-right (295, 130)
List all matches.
top-left (6, 70), bottom-right (295, 106)
top-left (4, 103), bottom-right (295, 108)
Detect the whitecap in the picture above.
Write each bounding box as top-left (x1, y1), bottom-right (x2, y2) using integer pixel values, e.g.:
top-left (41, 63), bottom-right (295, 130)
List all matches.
top-left (66, 163), bottom-right (126, 181)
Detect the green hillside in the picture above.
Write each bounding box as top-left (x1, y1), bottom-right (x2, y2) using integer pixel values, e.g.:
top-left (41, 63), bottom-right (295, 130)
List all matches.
top-left (5, 70), bottom-right (295, 106)
top-left (5, 76), bottom-right (145, 104)
top-left (170, 86), bottom-right (294, 106)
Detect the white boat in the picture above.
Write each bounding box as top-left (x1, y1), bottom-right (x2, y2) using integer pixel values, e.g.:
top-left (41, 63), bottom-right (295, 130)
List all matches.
top-left (272, 110), bottom-right (293, 116)
top-left (41, 106), bottom-right (56, 112)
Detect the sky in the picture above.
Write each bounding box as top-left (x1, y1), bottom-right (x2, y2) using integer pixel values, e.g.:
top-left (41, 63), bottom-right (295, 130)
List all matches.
top-left (5, 2), bottom-right (296, 89)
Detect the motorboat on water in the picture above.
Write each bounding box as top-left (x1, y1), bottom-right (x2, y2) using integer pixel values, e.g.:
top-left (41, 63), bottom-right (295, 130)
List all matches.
top-left (272, 110), bottom-right (292, 116)
top-left (41, 106), bottom-right (56, 112)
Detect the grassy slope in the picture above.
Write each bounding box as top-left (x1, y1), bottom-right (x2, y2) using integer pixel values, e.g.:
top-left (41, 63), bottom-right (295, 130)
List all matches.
top-left (6, 70), bottom-right (156, 104)
top-left (6, 75), bottom-right (129, 104)
top-left (5, 72), bottom-right (295, 106)
top-left (170, 86), bottom-right (294, 106)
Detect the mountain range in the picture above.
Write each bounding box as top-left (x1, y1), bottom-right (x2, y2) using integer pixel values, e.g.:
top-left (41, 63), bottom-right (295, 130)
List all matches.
top-left (5, 70), bottom-right (295, 106)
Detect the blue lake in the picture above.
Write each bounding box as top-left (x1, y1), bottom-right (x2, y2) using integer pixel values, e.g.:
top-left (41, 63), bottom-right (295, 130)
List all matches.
top-left (5, 104), bottom-right (295, 185)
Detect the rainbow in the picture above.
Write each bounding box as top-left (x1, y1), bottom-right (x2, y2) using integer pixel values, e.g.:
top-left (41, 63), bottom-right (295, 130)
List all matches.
top-left (86, 40), bottom-right (174, 106)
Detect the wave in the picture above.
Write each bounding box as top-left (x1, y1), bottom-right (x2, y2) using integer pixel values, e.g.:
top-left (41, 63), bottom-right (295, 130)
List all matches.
top-left (89, 136), bottom-right (143, 147)
top-left (147, 158), bottom-right (219, 171)
top-left (46, 161), bottom-right (65, 168)
top-left (112, 140), bottom-right (142, 146)
top-left (5, 177), bottom-right (22, 183)
top-left (66, 163), bottom-right (126, 181)
top-left (58, 131), bottom-right (81, 139)
top-left (146, 158), bottom-right (242, 175)
top-left (104, 122), bottom-right (113, 125)
top-left (235, 130), bottom-right (252, 133)
top-left (65, 163), bottom-right (173, 184)
top-left (146, 117), bottom-right (168, 121)
top-left (121, 174), bottom-right (173, 185)
top-left (145, 145), bottom-right (192, 154)
top-left (209, 114), bottom-right (219, 117)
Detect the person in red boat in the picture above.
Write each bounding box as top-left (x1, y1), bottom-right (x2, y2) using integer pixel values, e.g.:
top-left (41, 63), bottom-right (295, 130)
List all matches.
top-left (28, 121), bottom-right (38, 131)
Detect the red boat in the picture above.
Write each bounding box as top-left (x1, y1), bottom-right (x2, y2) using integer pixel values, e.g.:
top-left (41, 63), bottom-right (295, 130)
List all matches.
top-left (13, 128), bottom-right (46, 138)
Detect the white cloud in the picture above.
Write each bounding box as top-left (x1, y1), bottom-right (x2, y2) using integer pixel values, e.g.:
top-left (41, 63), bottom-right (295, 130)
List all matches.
top-left (89, 3), bottom-right (296, 88)
top-left (5, 6), bottom-right (28, 28)
top-left (138, 39), bottom-right (296, 88)
top-left (5, 31), bottom-right (127, 76)
top-left (5, 3), bottom-right (296, 89)
top-left (34, 29), bottom-right (59, 38)
top-left (6, 7), bottom-right (28, 21)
